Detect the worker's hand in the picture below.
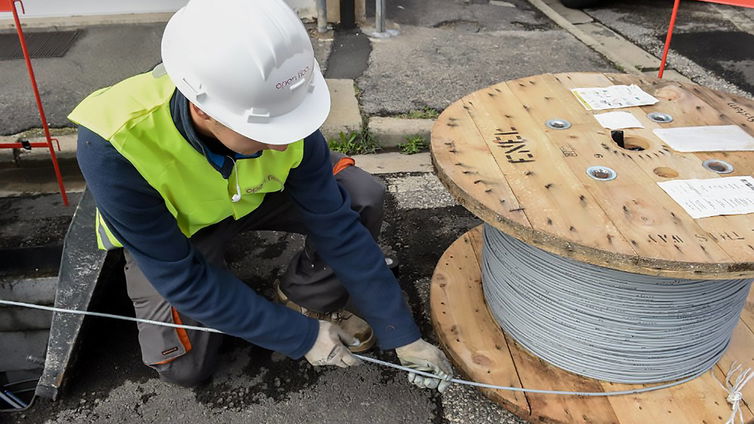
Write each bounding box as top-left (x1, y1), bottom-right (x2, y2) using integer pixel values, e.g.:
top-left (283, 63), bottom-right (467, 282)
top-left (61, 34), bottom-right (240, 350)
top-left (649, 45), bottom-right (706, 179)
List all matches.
top-left (304, 321), bottom-right (362, 368)
top-left (395, 338), bottom-right (453, 392)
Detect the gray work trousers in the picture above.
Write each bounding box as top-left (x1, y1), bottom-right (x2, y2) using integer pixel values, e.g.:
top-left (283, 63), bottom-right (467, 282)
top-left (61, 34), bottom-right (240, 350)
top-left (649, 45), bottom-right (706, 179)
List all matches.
top-left (124, 152), bottom-right (385, 386)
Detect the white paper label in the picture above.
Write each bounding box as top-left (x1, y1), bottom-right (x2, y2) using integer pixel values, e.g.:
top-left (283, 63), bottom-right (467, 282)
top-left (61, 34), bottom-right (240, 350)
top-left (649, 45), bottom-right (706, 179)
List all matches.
top-left (593, 111), bottom-right (645, 130)
top-left (571, 85), bottom-right (659, 111)
top-left (657, 176), bottom-right (754, 219)
top-left (653, 125), bottom-right (754, 152)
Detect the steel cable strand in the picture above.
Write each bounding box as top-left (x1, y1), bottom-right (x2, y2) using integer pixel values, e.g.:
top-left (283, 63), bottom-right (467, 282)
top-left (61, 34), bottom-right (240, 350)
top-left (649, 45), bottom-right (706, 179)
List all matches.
top-left (485, 260), bottom-right (745, 348)
top-left (481, 224), bottom-right (752, 384)
top-left (482, 242), bottom-right (740, 384)
top-left (0, 298), bottom-right (742, 398)
top-left (0, 298), bottom-right (709, 396)
top-left (482, 225), bottom-right (748, 380)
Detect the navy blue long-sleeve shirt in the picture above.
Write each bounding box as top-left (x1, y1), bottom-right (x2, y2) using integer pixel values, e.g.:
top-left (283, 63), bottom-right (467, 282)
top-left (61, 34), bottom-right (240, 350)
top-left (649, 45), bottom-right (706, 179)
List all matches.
top-left (76, 90), bottom-right (420, 359)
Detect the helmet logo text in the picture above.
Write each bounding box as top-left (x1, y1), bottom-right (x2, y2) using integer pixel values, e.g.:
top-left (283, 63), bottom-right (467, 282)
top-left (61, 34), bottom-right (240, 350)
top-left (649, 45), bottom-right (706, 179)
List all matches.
top-left (275, 66), bottom-right (310, 90)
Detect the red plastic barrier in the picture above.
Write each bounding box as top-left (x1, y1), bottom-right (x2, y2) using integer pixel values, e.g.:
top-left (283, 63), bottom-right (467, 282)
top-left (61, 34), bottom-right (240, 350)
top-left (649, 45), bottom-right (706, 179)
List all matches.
top-left (659, 0), bottom-right (754, 79)
top-left (1, 0), bottom-right (69, 206)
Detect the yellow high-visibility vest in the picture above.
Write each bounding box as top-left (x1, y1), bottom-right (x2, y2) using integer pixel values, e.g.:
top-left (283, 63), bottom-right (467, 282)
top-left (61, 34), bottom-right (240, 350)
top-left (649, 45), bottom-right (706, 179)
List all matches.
top-left (69, 69), bottom-right (304, 249)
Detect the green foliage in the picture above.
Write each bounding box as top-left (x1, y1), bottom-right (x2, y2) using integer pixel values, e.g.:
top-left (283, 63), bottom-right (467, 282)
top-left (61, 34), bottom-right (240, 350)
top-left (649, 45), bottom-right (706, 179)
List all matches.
top-left (328, 130), bottom-right (381, 155)
top-left (398, 135), bottom-right (428, 155)
top-left (397, 106), bottom-right (440, 120)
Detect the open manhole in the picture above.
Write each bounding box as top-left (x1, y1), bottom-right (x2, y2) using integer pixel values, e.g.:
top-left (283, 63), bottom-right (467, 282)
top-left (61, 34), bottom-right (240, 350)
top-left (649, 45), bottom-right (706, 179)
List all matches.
top-left (0, 30), bottom-right (81, 60)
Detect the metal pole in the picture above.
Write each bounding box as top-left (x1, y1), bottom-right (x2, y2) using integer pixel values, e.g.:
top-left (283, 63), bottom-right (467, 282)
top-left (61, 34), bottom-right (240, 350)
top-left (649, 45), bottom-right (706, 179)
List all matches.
top-left (376, 0), bottom-right (385, 33)
top-left (316, 0), bottom-right (328, 33)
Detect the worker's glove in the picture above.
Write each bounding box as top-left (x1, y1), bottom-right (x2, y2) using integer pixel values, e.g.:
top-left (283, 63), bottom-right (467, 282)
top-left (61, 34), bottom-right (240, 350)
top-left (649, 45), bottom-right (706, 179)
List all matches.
top-left (304, 320), bottom-right (362, 368)
top-left (395, 338), bottom-right (453, 392)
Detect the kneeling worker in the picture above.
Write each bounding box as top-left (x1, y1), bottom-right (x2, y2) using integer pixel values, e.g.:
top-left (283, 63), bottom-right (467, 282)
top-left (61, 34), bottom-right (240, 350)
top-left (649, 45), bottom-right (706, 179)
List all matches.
top-left (71, 0), bottom-right (452, 391)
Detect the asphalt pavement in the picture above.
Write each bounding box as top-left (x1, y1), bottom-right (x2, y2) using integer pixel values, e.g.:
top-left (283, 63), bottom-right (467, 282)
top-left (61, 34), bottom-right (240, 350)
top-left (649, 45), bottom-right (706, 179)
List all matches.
top-left (583, 0), bottom-right (754, 96)
top-left (1, 0), bottom-right (753, 423)
top-left (355, 0), bottom-right (616, 115)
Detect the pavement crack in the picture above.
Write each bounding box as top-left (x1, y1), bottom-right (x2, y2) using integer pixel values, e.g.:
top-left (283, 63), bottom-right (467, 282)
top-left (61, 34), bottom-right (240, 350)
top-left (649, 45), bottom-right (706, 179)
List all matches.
top-left (432, 19), bottom-right (483, 33)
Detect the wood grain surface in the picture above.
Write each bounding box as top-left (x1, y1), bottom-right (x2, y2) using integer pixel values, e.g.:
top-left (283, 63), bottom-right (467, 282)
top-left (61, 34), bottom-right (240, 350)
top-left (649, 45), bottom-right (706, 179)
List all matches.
top-left (431, 226), bottom-right (754, 424)
top-left (430, 73), bottom-right (754, 279)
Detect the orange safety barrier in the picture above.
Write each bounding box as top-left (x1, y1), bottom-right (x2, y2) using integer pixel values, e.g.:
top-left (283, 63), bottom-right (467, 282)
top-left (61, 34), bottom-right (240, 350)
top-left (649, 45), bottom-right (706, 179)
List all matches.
top-left (0, 0), bottom-right (68, 205)
top-left (658, 0), bottom-right (754, 79)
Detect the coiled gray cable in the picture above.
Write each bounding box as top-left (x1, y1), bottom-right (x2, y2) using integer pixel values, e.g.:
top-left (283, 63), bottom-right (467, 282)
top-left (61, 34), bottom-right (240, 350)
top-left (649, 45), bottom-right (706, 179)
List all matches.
top-left (482, 224), bottom-right (752, 384)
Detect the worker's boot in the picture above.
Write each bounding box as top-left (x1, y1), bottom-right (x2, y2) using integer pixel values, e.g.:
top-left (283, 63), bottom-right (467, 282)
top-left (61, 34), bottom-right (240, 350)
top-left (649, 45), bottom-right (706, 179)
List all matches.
top-left (275, 281), bottom-right (375, 353)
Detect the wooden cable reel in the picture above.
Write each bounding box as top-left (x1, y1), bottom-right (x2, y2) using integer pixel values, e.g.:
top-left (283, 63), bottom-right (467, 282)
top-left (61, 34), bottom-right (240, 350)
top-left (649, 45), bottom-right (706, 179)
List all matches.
top-left (429, 72), bottom-right (754, 424)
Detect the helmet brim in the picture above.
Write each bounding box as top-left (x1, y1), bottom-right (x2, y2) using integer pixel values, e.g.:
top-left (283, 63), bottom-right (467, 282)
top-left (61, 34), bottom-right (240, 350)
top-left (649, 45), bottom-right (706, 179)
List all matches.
top-left (222, 63), bottom-right (331, 146)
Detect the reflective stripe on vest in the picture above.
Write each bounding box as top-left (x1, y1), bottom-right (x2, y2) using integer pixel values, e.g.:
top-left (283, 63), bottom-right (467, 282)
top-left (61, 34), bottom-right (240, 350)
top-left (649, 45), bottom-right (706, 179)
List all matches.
top-left (95, 209), bottom-right (120, 250)
top-left (70, 70), bottom-right (304, 251)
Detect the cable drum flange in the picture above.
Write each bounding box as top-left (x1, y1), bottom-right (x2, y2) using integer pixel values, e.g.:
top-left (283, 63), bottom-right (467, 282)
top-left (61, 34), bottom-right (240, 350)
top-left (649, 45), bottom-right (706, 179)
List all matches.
top-left (481, 224), bottom-right (752, 384)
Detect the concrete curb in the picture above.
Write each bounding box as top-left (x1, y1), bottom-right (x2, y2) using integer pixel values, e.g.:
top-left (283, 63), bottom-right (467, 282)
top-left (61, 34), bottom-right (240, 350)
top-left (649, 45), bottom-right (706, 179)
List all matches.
top-left (0, 149), bottom-right (435, 196)
top-left (0, 12), bottom-right (173, 30)
top-left (0, 133), bottom-right (436, 175)
top-left (353, 151), bottom-right (432, 175)
top-left (577, 22), bottom-right (661, 72)
top-left (0, 116), bottom-right (438, 198)
top-left (368, 117), bottom-right (434, 148)
top-left (0, 118), bottom-right (438, 169)
top-left (0, 134), bottom-right (77, 166)
top-left (321, 79), bottom-right (363, 142)
top-left (0, 78), bottom-right (365, 166)
top-left (527, 0), bottom-right (644, 75)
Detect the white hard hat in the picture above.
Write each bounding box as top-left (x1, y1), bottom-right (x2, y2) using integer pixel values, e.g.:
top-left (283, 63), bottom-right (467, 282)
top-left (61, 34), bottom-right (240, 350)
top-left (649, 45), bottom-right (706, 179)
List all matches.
top-left (161, 0), bottom-right (330, 145)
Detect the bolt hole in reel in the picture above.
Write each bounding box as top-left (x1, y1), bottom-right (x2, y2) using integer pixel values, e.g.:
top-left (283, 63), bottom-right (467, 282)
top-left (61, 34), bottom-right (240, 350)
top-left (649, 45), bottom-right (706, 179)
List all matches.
top-left (702, 159), bottom-right (734, 174)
